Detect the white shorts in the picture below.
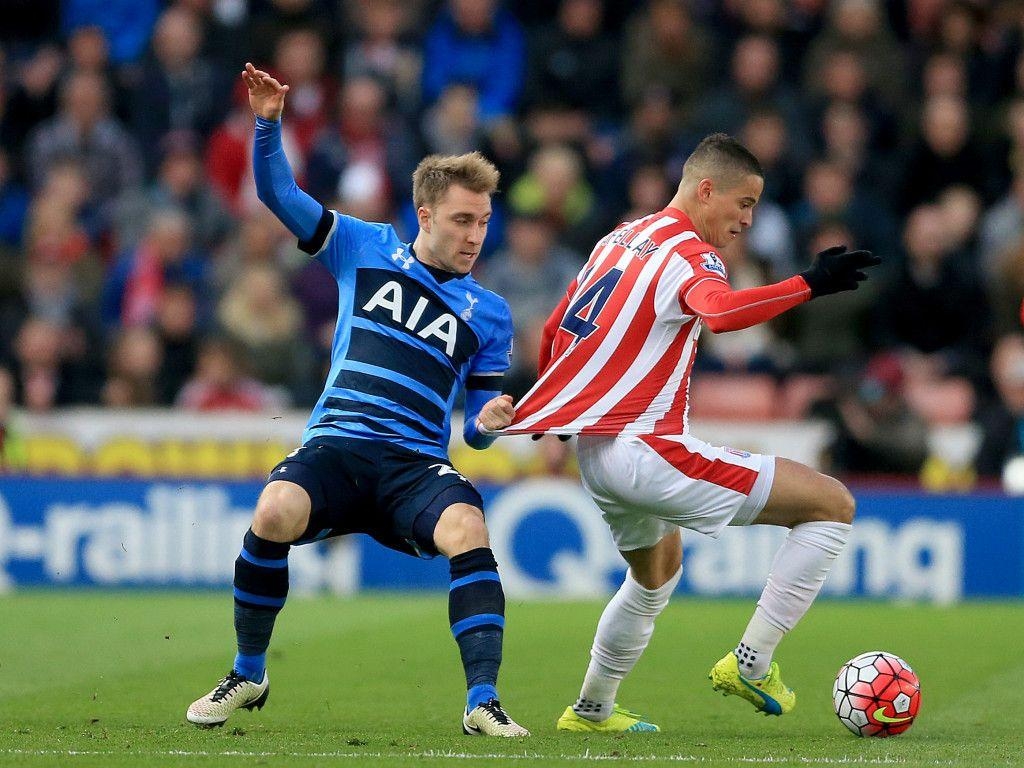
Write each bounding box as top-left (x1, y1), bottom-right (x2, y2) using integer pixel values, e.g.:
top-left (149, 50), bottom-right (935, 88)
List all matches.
top-left (576, 433), bottom-right (776, 552)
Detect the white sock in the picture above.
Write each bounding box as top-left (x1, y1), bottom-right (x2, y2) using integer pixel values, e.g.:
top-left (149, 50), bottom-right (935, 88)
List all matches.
top-left (737, 521), bottom-right (850, 678)
top-left (575, 566), bottom-right (682, 721)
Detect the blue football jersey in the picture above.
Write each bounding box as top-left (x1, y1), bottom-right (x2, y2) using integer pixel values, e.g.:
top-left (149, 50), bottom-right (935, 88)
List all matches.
top-left (301, 209), bottom-right (513, 459)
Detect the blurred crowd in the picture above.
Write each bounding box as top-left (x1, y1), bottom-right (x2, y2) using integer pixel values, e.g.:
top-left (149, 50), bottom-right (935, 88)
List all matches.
top-left (2, 0), bottom-right (1024, 482)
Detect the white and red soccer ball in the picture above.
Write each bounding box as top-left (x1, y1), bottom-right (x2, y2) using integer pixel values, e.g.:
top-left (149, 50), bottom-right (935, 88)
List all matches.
top-left (833, 651), bottom-right (921, 737)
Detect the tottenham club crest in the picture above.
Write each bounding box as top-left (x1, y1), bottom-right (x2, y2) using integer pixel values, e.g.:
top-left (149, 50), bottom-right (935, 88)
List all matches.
top-left (700, 251), bottom-right (727, 279)
top-left (391, 247), bottom-right (414, 270)
top-left (461, 291), bottom-right (479, 320)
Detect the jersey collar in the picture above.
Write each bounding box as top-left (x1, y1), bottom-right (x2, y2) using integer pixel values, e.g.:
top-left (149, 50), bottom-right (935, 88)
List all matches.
top-left (408, 244), bottom-right (469, 283)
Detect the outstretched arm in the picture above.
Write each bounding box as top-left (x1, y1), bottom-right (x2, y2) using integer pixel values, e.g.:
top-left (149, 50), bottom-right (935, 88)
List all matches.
top-left (684, 276), bottom-right (810, 333)
top-left (684, 246), bottom-right (880, 334)
top-left (243, 62), bottom-right (322, 243)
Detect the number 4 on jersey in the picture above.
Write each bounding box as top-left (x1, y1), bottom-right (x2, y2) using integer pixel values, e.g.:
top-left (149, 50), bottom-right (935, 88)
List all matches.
top-left (559, 268), bottom-right (624, 340)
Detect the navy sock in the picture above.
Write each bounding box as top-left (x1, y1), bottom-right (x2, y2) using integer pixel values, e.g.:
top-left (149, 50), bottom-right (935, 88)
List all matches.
top-left (449, 547), bottom-right (505, 710)
top-left (232, 528), bottom-right (290, 681)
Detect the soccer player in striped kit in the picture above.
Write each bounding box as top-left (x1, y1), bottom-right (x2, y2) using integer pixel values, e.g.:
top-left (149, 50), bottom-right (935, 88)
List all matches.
top-left (186, 64), bottom-right (529, 737)
top-left (501, 134), bottom-right (881, 732)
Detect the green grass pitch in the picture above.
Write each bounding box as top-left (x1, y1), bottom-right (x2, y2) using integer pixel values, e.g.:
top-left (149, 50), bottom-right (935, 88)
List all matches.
top-left (1, 592), bottom-right (1022, 767)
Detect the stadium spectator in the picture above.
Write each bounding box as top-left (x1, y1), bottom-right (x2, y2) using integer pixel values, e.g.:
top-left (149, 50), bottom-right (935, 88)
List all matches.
top-left (805, 47), bottom-right (899, 155)
top-left (789, 158), bottom-right (897, 264)
top-left (16, 227), bottom-right (104, 390)
top-left (127, 6), bottom-right (227, 174)
top-left (597, 87), bottom-right (689, 211)
top-left (421, 0), bottom-right (526, 125)
top-left (154, 282), bottom-right (200, 405)
top-left (26, 69), bottom-right (143, 218)
top-left (739, 107), bottom-right (803, 208)
top-left (269, 28), bottom-right (333, 158)
top-left (502, 133), bottom-right (880, 732)
top-left (523, 0), bottom-right (620, 121)
top-left (974, 333), bottom-right (1024, 479)
top-left (212, 207), bottom-right (296, 292)
top-left (60, 0), bottom-right (160, 66)
top-left (100, 325), bottom-right (163, 407)
top-left (246, 0), bottom-right (340, 67)
top-left (303, 74), bottom-right (420, 210)
top-left (692, 35), bottom-right (809, 153)
top-left (875, 204), bottom-right (991, 378)
top-left (100, 208), bottom-right (210, 329)
top-left (818, 100), bottom-right (898, 203)
top-left (113, 130), bottom-right (234, 253)
top-left (0, 45), bottom-right (63, 174)
top-left (802, 0), bottom-right (907, 112)
top-left (8, 315), bottom-right (96, 410)
top-left (176, 335), bottom-right (283, 412)
top-left (186, 63), bottom-right (529, 737)
top-left (979, 165), bottom-right (1024, 279)
top-left (341, 0), bottom-right (424, 118)
top-left (0, 147), bottom-right (28, 249)
top-left (986, 234), bottom-right (1024, 338)
top-left (216, 264), bottom-right (315, 404)
top-left (507, 143), bottom-right (604, 253)
top-left (420, 84), bottom-right (485, 157)
top-left (619, 0), bottom-right (714, 116)
top-left (899, 94), bottom-right (993, 212)
top-left (817, 352), bottom-right (929, 477)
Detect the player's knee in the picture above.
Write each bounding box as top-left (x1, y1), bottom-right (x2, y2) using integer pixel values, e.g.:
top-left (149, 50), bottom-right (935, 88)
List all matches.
top-left (822, 477), bottom-right (856, 525)
top-left (434, 504), bottom-right (489, 555)
top-left (253, 483), bottom-right (310, 542)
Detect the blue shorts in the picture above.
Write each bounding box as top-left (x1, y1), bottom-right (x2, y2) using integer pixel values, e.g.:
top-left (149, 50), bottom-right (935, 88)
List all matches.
top-left (267, 436), bottom-right (483, 558)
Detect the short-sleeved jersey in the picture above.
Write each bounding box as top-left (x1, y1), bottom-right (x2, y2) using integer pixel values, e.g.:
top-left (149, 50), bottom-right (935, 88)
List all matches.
top-left (507, 207), bottom-right (727, 437)
top-left (302, 209), bottom-right (514, 459)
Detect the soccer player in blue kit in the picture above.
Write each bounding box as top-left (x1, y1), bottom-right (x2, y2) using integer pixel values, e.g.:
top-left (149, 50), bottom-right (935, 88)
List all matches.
top-left (186, 63), bottom-right (529, 737)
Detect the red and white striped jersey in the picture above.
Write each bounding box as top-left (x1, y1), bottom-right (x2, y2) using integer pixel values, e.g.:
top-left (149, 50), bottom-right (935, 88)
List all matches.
top-left (505, 207), bottom-right (731, 437)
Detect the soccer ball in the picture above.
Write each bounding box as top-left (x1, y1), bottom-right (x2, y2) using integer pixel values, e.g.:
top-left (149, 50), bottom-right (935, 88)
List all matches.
top-left (832, 651), bottom-right (921, 737)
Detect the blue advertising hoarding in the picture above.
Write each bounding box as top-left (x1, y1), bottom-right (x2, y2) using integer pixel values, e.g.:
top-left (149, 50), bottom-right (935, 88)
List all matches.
top-left (0, 476), bottom-right (1021, 601)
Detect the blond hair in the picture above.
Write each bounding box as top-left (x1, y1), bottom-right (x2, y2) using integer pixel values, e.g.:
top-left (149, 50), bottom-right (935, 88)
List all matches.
top-left (412, 151), bottom-right (500, 209)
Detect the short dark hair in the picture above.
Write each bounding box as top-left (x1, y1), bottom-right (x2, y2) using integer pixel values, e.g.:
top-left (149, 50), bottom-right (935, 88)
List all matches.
top-left (682, 133), bottom-right (763, 187)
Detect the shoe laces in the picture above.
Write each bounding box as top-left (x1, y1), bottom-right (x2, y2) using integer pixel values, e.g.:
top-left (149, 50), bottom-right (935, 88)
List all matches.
top-left (479, 698), bottom-right (511, 724)
top-left (211, 671), bottom-right (248, 702)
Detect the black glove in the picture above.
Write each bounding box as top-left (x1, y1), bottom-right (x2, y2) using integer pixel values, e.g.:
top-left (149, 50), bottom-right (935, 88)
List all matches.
top-left (799, 245), bottom-right (881, 298)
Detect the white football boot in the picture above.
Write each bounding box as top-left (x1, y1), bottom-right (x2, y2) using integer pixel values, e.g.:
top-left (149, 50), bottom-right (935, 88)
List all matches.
top-left (186, 670), bottom-right (270, 726)
top-left (462, 698), bottom-right (530, 737)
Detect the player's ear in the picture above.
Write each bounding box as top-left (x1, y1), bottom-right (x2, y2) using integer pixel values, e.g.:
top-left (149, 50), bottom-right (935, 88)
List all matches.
top-left (697, 178), bottom-right (714, 203)
top-left (417, 205), bottom-right (432, 233)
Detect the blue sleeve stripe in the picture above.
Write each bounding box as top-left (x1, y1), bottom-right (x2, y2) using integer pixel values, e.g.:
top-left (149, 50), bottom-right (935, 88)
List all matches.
top-left (323, 397), bottom-right (436, 438)
top-left (347, 326), bottom-right (457, 400)
top-left (450, 613), bottom-right (506, 637)
top-left (233, 588), bottom-right (287, 608)
top-left (450, 571), bottom-right (501, 590)
top-left (239, 549), bottom-right (289, 569)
